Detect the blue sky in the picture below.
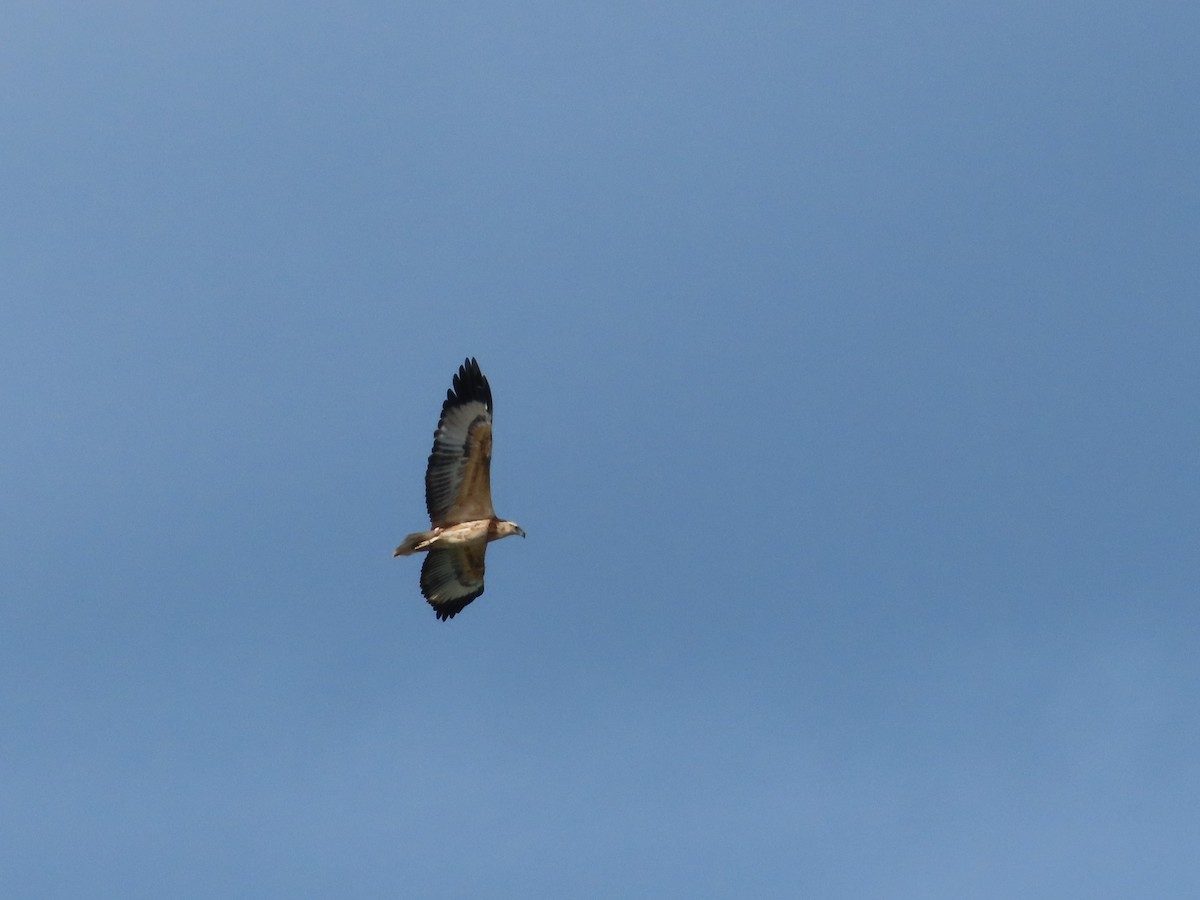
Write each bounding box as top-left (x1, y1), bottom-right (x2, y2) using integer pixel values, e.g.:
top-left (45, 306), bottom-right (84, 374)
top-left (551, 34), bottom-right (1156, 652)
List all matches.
top-left (3, 2), bottom-right (1198, 896)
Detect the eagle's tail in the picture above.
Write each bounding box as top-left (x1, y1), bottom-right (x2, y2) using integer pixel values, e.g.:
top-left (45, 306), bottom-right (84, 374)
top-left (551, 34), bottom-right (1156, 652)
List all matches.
top-left (393, 530), bottom-right (434, 557)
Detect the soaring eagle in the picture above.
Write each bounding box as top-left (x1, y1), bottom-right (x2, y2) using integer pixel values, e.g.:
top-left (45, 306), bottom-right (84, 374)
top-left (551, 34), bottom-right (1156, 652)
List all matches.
top-left (394, 358), bottom-right (525, 620)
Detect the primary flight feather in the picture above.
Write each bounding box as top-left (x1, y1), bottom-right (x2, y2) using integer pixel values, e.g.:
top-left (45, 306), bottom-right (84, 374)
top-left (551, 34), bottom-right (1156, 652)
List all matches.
top-left (394, 358), bottom-right (524, 620)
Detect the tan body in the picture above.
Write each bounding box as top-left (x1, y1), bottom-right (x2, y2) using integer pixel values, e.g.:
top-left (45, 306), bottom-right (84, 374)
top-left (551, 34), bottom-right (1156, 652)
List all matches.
top-left (393, 518), bottom-right (525, 556)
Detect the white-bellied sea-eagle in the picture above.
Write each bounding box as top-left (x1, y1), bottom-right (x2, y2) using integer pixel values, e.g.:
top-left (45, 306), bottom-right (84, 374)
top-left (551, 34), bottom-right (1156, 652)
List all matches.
top-left (393, 358), bottom-right (524, 620)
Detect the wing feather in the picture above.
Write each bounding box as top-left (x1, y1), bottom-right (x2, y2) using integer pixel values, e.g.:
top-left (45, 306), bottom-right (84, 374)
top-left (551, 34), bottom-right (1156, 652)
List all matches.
top-left (420, 544), bottom-right (486, 620)
top-left (425, 358), bottom-right (495, 526)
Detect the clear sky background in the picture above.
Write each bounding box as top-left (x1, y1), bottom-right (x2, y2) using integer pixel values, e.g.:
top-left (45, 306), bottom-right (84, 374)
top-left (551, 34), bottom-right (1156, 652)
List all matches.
top-left (3, 2), bottom-right (1198, 897)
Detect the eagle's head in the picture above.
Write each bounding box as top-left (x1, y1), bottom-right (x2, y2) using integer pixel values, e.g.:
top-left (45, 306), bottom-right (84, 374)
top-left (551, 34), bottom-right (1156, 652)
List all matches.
top-left (496, 520), bottom-right (526, 540)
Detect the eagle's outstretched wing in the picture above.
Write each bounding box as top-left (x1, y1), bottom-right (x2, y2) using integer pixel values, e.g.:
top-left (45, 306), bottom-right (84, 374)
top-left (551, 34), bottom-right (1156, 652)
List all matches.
top-left (425, 357), bottom-right (495, 527)
top-left (420, 545), bottom-right (486, 620)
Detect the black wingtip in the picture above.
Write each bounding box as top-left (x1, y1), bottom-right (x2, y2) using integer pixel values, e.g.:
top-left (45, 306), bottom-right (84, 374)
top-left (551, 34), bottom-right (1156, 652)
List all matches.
top-left (446, 357), bottom-right (492, 413)
top-left (431, 598), bottom-right (479, 621)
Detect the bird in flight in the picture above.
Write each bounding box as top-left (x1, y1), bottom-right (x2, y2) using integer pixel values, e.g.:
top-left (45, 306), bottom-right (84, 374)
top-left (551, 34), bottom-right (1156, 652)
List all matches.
top-left (394, 358), bottom-right (525, 620)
